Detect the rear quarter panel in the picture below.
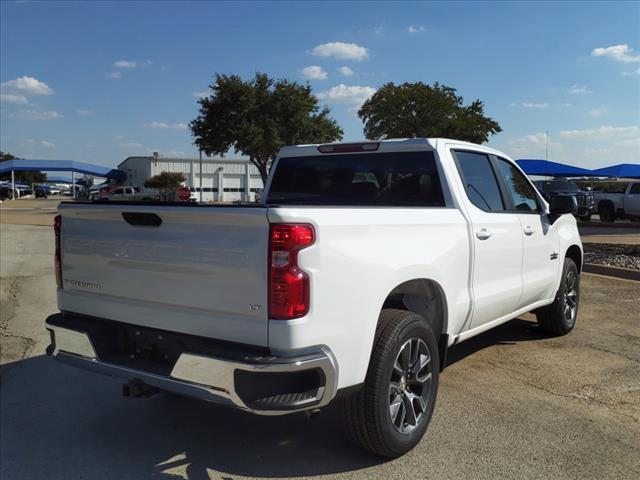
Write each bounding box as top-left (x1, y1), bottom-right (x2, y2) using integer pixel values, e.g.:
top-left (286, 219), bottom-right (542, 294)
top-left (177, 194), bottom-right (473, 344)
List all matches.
top-left (267, 207), bottom-right (470, 389)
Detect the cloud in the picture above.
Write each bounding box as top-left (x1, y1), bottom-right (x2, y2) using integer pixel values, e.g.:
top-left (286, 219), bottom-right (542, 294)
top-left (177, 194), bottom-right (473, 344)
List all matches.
top-left (506, 132), bottom-right (563, 156)
top-left (0, 93), bottom-right (28, 104)
top-left (617, 137), bottom-right (640, 147)
top-left (76, 108), bottom-right (95, 116)
top-left (560, 103), bottom-right (573, 107)
top-left (559, 125), bottom-right (639, 139)
top-left (117, 142), bottom-right (143, 148)
top-left (165, 150), bottom-right (186, 157)
top-left (144, 121), bottom-right (188, 130)
top-left (25, 139), bottom-right (55, 148)
top-left (510, 102), bottom-right (549, 109)
top-left (373, 24), bottom-right (384, 35)
top-left (568, 84), bottom-right (592, 95)
top-left (193, 91), bottom-right (209, 98)
top-left (589, 108), bottom-right (607, 118)
top-left (1, 76), bottom-right (53, 95)
top-left (317, 84), bottom-right (376, 108)
top-left (591, 44), bottom-right (640, 64)
top-left (310, 42), bottom-right (368, 61)
top-left (622, 67), bottom-right (640, 76)
top-left (20, 109), bottom-right (62, 120)
top-left (113, 59), bottom-right (152, 69)
top-left (407, 25), bottom-right (426, 33)
top-left (113, 60), bottom-right (137, 68)
top-left (300, 65), bottom-right (328, 80)
top-left (107, 72), bottom-right (122, 79)
top-left (337, 66), bottom-right (354, 77)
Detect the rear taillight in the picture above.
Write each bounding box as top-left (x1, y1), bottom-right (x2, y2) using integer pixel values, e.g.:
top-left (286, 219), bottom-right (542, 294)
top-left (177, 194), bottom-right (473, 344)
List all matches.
top-left (268, 223), bottom-right (315, 319)
top-left (54, 214), bottom-right (62, 289)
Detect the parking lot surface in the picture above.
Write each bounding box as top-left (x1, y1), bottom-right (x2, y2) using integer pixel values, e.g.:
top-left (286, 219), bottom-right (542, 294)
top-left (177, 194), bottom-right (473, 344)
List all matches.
top-left (1, 219), bottom-right (639, 480)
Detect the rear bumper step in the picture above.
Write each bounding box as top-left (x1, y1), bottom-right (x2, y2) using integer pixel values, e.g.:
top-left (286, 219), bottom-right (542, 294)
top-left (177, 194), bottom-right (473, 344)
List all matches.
top-left (45, 313), bottom-right (338, 415)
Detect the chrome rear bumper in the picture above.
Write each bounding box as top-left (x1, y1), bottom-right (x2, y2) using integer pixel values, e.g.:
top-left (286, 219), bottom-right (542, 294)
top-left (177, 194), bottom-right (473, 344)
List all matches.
top-left (46, 317), bottom-right (337, 415)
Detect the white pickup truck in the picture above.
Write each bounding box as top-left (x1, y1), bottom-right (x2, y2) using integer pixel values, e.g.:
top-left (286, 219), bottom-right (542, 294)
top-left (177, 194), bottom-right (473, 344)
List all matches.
top-left (46, 138), bottom-right (582, 457)
top-left (594, 182), bottom-right (640, 222)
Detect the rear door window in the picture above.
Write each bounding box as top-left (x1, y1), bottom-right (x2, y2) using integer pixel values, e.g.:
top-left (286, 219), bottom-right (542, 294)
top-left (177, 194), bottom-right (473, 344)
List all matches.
top-left (496, 158), bottom-right (541, 213)
top-left (267, 151), bottom-right (445, 206)
top-left (453, 151), bottom-right (504, 211)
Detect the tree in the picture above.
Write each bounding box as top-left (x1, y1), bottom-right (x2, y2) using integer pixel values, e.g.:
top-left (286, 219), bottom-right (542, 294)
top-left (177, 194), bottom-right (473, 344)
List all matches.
top-left (190, 73), bottom-right (343, 184)
top-left (144, 171), bottom-right (186, 201)
top-left (358, 82), bottom-right (501, 143)
top-left (0, 152), bottom-right (47, 184)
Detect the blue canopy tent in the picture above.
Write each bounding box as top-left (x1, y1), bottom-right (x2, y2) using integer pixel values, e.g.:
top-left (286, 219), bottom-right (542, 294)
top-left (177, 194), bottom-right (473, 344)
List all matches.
top-left (516, 159), bottom-right (598, 177)
top-left (591, 163), bottom-right (640, 179)
top-left (0, 159), bottom-right (124, 199)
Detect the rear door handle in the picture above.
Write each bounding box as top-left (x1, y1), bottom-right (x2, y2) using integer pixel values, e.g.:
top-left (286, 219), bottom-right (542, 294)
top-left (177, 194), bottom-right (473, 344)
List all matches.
top-left (524, 225), bottom-right (535, 236)
top-left (476, 228), bottom-right (492, 240)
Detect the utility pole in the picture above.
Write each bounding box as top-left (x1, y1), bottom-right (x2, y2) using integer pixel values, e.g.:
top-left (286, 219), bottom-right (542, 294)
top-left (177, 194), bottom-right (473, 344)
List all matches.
top-left (199, 149), bottom-right (203, 203)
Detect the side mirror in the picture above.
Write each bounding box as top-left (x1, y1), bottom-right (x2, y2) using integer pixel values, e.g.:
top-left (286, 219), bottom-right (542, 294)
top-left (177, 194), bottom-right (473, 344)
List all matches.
top-left (548, 195), bottom-right (577, 221)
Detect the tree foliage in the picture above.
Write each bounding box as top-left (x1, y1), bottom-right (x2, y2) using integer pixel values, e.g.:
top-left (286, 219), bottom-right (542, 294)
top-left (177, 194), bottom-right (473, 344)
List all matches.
top-left (0, 151), bottom-right (47, 184)
top-left (190, 73), bottom-right (343, 183)
top-left (358, 82), bottom-right (502, 144)
top-left (144, 171), bottom-right (186, 201)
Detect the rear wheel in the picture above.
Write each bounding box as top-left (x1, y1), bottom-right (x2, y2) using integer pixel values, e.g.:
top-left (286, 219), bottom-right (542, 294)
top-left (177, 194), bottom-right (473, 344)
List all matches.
top-left (598, 202), bottom-right (616, 222)
top-left (341, 309), bottom-right (439, 457)
top-left (536, 258), bottom-right (580, 335)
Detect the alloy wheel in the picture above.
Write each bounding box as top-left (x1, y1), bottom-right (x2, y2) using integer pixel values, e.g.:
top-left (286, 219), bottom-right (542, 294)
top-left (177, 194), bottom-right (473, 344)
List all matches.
top-left (563, 270), bottom-right (578, 326)
top-left (389, 337), bottom-right (432, 434)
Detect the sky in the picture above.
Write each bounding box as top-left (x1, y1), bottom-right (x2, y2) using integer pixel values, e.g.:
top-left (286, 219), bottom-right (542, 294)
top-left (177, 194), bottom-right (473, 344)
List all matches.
top-left (1, 1), bottom-right (639, 170)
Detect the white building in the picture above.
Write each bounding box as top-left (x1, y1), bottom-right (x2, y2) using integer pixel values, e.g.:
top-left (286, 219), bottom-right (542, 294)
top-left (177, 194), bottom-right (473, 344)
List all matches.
top-left (117, 155), bottom-right (264, 202)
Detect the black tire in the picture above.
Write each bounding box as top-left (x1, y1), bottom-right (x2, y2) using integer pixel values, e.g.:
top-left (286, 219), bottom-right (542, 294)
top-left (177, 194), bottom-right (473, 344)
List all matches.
top-left (536, 258), bottom-right (580, 335)
top-left (341, 309), bottom-right (439, 458)
top-left (598, 202), bottom-right (616, 222)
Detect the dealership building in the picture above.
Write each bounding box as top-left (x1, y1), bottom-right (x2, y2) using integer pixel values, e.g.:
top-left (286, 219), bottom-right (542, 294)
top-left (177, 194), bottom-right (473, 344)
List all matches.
top-left (118, 155), bottom-right (264, 202)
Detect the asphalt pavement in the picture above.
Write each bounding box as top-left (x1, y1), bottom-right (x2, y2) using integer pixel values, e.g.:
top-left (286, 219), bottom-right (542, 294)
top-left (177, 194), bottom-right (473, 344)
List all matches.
top-left (1, 218), bottom-right (639, 480)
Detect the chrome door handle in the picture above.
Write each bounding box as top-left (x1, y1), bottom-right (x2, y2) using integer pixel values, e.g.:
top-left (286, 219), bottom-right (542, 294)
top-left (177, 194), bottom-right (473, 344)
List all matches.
top-left (524, 225), bottom-right (535, 236)
top-left (476, 228), bottom-right (492, 240)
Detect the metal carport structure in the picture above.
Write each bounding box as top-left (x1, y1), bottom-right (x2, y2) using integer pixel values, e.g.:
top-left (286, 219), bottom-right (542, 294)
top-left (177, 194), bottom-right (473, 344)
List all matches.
top-left (591, 163), bottom-right (640, 179)
top-left (0, 159), bottom-right (124, 199)
top-left (516, 159), bottom-right (600, 177)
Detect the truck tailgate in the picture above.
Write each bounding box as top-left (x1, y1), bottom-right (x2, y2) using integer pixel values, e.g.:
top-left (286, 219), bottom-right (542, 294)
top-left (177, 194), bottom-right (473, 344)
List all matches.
top-left (57, 203), bottom-right (270, 346)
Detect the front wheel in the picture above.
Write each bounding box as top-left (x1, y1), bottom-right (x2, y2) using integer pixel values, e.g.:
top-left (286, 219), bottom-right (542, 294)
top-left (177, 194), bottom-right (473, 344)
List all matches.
top-left (536, 258), bottom-right (580, 335)
top-left (341, 309), bottom-right (439, 457)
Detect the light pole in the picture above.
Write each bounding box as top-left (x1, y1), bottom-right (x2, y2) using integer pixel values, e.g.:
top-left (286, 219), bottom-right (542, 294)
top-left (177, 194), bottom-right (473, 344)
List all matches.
top-left (199, 149), bottom-right (203, 203)
top-left (545, 131), bottom-right (549, 161)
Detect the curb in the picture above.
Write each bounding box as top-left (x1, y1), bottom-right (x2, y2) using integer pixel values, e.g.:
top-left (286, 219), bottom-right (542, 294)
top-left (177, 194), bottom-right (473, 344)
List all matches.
top-left (583, 263), bottom-right (640, 281)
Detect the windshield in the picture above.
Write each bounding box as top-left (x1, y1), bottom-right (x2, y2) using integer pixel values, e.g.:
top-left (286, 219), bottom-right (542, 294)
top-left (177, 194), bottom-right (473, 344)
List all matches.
top-left (267, 151), bottom-right (445, 207)
top-left (541, 180), bottom-right (580, 192)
